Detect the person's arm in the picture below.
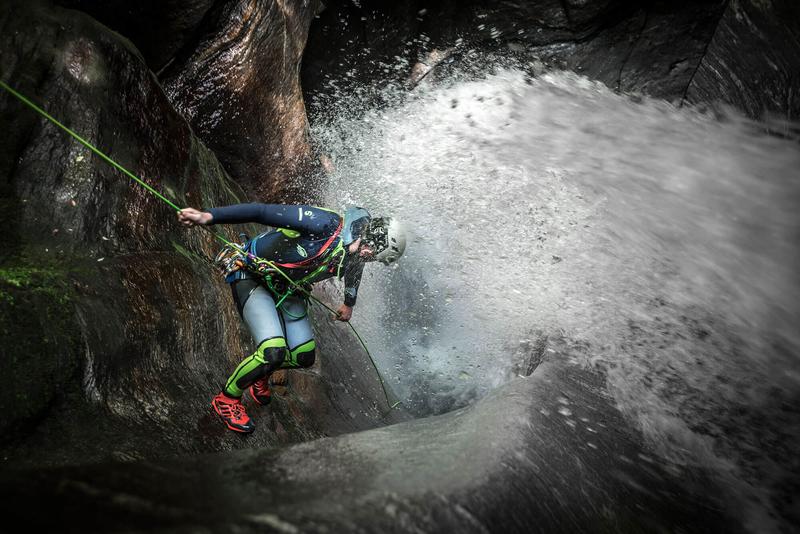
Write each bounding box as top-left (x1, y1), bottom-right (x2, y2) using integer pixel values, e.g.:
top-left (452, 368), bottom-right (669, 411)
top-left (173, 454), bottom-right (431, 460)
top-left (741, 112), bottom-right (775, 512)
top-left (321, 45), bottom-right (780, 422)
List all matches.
top-left (207, 204), bottom-right (338, 236)
top-left (335, 258), bottom-right (365, 322)
top-left (178, 204), bottom-right (339, 233)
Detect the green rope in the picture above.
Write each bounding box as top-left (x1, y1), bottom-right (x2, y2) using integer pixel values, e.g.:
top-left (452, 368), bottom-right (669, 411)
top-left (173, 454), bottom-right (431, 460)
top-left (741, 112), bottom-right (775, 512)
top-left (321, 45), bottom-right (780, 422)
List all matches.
top-left (348, 320), bottom-right (403, 409)
top-left (1, 79), bottom-right (401, 411)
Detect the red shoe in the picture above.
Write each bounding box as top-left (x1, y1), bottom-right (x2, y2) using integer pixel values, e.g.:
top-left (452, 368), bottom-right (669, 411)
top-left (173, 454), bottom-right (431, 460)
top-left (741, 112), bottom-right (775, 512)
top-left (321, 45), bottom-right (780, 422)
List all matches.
top-left (211, 392), bottom-right (255, 433)
top-left (249, 376), bottom-right (272, 406)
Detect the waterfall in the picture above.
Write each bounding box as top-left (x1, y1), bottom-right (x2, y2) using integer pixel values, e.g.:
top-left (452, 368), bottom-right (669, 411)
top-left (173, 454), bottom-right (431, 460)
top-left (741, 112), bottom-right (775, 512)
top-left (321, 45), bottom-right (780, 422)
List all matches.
top-left (311, 66), bottom-right (800, 529)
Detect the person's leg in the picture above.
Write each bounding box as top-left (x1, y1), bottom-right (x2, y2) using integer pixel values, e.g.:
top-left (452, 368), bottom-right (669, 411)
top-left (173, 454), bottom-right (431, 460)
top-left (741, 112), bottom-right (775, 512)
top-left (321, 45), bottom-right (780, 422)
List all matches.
top-left (212, 280), bottom-right (287, 433)
top-left (225, 281), bottom-right (288, 393)
top-left (279, 295), bottom-right (316, 369)
top-left (248, 294), bottom-right (314, 404)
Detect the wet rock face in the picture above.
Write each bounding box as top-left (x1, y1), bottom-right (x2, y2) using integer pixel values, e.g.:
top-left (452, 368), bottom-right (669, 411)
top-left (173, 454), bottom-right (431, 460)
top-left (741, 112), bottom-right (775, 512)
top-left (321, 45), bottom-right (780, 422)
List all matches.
top-left (0, 0), bottom-right (394, 467)
top-left (303, 0), bottom-right (798, 119)
top-left (162, 0), bottom-right (322, 201)
top-left (54, 0), bottom-right (325, 201)
top-left (0, 359), bottom-right (744, 533)
top-left (53, 0), bottom-right (217, 73)
top-left (686, 0), bottom-right (800, 120)
top-left (0, 0), bottom-right (243, 459)
top-left (303, 1), bottom-right (722, 99)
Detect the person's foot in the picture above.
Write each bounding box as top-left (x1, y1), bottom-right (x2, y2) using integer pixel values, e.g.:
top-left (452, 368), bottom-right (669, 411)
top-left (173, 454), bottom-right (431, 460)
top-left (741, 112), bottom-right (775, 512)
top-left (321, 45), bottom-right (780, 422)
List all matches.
top-left (249, 376), bottom-right (272, 406)
top-left (211, 392), bottom-right (255, 433)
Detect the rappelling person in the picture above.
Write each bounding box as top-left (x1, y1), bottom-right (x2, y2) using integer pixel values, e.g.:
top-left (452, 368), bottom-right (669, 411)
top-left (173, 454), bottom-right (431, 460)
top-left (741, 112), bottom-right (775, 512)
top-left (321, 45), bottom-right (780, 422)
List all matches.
top-left (177, 203), bottom-right (406, 433)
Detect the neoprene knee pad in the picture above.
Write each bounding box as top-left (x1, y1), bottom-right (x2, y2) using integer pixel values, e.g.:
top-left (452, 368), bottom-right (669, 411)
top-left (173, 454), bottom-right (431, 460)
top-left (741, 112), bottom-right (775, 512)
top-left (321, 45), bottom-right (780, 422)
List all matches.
top-left (260, 346), bottom-right (287, 370)
top-left (295, 349), bottom-right (316, 368)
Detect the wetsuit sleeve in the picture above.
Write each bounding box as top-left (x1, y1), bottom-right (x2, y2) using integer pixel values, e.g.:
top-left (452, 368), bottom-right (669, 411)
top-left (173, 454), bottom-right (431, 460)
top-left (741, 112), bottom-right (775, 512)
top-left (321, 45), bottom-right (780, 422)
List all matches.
top-left (342, 257), bottom-right (365, 307)
top-left (206, 204), bottom-right (339, 236)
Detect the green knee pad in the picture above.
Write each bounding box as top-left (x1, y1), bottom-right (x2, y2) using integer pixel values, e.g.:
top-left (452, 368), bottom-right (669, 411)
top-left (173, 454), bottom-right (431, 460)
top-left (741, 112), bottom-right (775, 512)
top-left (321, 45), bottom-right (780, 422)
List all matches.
top-left (224, 337), bottom-right (288, 397)
top-left (281, 340), bottom-right (316, 369)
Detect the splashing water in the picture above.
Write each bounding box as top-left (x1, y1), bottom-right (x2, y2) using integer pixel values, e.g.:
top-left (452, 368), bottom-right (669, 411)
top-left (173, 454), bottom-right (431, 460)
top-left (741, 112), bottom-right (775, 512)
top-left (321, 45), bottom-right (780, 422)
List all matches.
top-left (311, 67), bottom-right (800, 530)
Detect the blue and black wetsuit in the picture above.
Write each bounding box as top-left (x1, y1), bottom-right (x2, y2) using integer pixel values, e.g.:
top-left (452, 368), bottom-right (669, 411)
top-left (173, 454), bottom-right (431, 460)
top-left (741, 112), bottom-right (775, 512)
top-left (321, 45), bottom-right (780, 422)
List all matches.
top-left (206, 203), bottom-right (365, 398)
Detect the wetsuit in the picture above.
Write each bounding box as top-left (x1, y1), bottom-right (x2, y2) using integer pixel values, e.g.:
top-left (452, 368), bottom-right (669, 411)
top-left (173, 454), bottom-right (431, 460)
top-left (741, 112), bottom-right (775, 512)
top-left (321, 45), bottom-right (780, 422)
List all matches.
top-left (206, 203), bottom-right (365, 398)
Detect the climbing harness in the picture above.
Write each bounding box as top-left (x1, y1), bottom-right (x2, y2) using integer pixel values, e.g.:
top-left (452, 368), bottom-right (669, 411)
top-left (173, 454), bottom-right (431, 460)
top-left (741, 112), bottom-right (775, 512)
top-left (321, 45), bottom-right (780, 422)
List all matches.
top-left (215, 225), bottom-right (346, 315)
top-left (0, 79), bottom-right (401, 410)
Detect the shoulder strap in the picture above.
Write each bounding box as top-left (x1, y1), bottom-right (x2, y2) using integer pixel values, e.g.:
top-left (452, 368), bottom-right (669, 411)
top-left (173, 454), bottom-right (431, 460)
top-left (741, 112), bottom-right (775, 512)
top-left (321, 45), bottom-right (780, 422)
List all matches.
top-left (272, 218), bottom-right (343, 269)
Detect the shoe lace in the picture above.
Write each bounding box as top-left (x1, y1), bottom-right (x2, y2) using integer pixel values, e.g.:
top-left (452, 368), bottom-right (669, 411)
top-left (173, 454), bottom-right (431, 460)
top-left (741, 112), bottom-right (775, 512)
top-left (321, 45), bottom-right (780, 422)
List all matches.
top-left (230, 402), bottom-right (246, 418)
top-left (219, 397), bottom-right (246, 418)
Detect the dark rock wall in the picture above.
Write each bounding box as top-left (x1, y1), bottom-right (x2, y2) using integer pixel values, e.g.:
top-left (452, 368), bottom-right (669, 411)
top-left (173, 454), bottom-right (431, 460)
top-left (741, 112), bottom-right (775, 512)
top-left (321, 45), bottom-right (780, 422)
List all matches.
top-left (303, 0), bottom-right (797, 119)
top-left (53, 0), bottom-right (217, 73)
top-left (685, 0), bottom-right (800, 120)
top-left (53, 0), bottom-right (325, 201)
top-left (162, 0), bottom-right (323, 201)
top-left (303, 1), bottom-right (724, 102)
top-left (0, 0), bottom-right (246, 463)
top-left (0, 0), bottom-right (395, 468)
top-left (561, 1), bottom-right (729, 99)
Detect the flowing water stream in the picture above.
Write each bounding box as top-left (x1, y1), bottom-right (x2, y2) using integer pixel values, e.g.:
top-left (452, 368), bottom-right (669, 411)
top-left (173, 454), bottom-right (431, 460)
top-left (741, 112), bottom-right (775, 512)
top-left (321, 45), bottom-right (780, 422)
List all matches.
top-left (309, 65), bottom-right (799, 531)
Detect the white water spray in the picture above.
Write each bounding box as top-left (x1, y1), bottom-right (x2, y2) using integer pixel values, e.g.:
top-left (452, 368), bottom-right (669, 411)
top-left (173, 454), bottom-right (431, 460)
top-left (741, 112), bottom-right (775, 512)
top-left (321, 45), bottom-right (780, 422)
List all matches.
top-left (312, 67), bottom-right (800, 530)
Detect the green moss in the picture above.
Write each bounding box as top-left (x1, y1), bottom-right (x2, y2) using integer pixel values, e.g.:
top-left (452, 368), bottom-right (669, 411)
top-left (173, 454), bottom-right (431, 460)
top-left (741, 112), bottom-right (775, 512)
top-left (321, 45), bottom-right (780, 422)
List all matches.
top-left (0, 255), bottom-right (82, 438)
top-left (0, 265), bottom-right (73, 305)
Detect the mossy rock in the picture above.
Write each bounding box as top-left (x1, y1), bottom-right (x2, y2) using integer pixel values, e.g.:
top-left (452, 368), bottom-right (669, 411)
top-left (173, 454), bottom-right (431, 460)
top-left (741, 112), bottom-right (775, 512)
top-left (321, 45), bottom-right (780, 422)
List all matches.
top-left (0, 261), bottom-right (82, 439)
